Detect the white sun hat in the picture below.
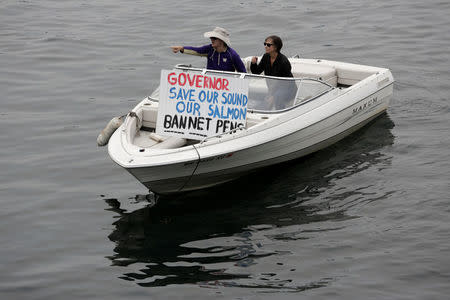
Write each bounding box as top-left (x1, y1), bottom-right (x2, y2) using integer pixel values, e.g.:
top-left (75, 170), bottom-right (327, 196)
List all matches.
top-left (204, 27), bottom-right (231, 45)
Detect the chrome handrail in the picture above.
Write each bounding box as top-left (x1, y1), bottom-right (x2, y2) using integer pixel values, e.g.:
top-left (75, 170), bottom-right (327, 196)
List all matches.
top-left (199, 124), bottom-right (246, 144)
top-left (168, 64), bottom-right (336, 115)
top-left (173, 64), bottom-right (334, 87)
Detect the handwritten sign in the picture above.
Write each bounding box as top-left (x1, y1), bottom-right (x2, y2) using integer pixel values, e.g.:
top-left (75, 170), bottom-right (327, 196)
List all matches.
top-left (156, 70), bottom-right (249, 140)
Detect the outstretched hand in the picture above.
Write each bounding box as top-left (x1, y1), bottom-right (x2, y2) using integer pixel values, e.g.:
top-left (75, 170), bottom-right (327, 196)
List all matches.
top-left (170, 46), bottom-right (184, 53)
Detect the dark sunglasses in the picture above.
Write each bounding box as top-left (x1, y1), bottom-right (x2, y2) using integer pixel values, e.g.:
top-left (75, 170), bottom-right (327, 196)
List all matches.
top-left (264, 42), bottom-right (273, 47)
top-left (210, 37), bottom-right (218, 41)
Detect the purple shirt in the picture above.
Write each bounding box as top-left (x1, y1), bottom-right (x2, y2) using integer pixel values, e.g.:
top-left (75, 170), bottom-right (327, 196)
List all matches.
top-left (183, 44), bottom-right (247, 73)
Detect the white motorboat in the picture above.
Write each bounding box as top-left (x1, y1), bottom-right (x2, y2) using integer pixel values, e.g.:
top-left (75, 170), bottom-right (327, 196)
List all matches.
top-left (106, 57), bottom-right (394, 195)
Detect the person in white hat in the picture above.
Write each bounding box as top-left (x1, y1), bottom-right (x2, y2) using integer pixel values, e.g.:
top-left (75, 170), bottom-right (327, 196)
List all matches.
top-left (171, 27), bottom-right (246, 73)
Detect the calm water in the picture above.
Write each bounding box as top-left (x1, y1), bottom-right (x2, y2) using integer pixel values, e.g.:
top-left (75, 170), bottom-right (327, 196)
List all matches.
top-left (1, 0), bottom-right (449, 299)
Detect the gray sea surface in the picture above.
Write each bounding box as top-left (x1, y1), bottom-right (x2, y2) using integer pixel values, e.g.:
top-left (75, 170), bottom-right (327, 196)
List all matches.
top-left (1, 0), bottom-right (449, 299)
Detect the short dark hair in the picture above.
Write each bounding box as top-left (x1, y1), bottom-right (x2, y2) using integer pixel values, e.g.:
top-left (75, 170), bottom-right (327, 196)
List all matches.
top-left (265, 35), bottom-right (283, 52)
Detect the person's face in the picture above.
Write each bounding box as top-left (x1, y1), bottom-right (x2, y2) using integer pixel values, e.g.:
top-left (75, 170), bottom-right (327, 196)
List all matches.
top-left (264, 38), bottom-right (276, 54)
top-left (210, 37), bottom-right (223, 49)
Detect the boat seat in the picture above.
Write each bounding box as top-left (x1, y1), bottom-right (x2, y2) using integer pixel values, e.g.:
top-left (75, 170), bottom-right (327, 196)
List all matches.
top-left (142, 106), bottom-right (158, 128)
top-left (149, 133), bottom-right (187, 149)
top-left (300, 59), bottom-right (379, 86)
top-left (290, 63), bottom-right (337, 87)
top-left (126, 107), bottom-right (186, 149)
top-left (134, 131), bottom-right (187, 149)
top-left (334, 65), bottom-right (376, 86)
top-left (243, 56), bottom-right (254, 73)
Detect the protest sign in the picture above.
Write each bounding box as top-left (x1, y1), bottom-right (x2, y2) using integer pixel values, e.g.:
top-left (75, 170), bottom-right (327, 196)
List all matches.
top-left (155, 70), bottom-right (249, 140)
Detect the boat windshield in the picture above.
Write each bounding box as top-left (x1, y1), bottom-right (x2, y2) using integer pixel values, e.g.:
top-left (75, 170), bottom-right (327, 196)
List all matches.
top-left (149, 65), bottom-right (333, 112)
top-left (245, 75), bottom-right (332, 112)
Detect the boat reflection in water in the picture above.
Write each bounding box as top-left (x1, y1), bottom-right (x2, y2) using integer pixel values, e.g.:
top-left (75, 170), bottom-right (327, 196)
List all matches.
top-left (105, 114), bottom-right (394, 290)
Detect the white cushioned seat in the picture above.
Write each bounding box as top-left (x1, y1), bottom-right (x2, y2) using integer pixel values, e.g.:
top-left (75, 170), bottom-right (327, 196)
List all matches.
top-left (291, 63), bottom-right (337, 87)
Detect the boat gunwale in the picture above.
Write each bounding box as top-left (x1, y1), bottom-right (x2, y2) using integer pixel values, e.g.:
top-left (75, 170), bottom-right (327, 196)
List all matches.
top-left (191, 82), bottom-right (393, 157)
top-left (143, 78), bottom-right (394, 148)
top-left (111, 81), bottom-right (393, 170)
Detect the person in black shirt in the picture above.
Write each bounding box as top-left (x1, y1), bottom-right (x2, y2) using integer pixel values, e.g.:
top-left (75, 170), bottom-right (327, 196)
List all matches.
top-left (250, 35), bottom-right (297, 109)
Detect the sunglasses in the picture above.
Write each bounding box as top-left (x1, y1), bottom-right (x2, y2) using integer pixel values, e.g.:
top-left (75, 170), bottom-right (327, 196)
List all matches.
top-left (264, 42), bottom-right (273, 47)
top-left (210, 37), bottom-right (218, 41)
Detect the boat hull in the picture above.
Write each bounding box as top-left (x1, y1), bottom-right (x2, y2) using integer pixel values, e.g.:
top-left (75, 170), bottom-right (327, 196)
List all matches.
top-left (119, 83), bottom-right (392, 194)
top-left (181, 110), bottom-right (388, 192)
top-left (179, 85), bottom-right (392, 193)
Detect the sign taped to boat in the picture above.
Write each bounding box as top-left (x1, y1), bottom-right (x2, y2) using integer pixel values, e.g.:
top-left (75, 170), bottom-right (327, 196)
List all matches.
top-left (156, 70), bottom-right (249, 140)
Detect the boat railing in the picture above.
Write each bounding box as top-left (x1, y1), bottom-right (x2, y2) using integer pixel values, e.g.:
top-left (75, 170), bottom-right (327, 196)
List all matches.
top-left (198, 124), bottom-right (246, 144)
top-left (173, 64), bottom-right (335, 113)
top-left (174, 64), bottom-right (333, 84)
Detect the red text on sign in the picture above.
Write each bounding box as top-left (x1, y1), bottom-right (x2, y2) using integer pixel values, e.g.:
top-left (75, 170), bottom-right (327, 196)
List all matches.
top-left (167, 72), bottom-right (229, 91)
